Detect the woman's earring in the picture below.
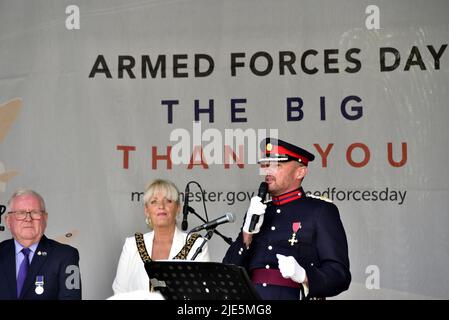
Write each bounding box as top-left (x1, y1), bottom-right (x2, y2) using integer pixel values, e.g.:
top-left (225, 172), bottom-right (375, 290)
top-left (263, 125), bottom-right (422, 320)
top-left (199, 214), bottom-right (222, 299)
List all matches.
top-left (145, 217), bottom-right (152, 228)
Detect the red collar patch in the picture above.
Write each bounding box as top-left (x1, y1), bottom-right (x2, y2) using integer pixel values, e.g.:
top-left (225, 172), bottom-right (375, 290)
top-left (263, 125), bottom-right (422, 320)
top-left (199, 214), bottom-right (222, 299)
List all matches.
top-left (272, 189), bottom-right (303, 205)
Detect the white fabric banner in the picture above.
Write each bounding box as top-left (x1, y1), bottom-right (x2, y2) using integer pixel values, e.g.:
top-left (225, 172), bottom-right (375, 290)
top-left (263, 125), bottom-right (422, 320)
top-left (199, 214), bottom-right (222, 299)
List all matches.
top-left (1, 0), bottom-right (448, 299)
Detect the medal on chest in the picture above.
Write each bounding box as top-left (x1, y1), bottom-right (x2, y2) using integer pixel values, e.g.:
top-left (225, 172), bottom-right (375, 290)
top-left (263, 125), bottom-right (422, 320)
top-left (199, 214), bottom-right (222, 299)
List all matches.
top-left (288, 222), bottom-right (301, 246)
top-left (35, 275), bottom-right (44, 295)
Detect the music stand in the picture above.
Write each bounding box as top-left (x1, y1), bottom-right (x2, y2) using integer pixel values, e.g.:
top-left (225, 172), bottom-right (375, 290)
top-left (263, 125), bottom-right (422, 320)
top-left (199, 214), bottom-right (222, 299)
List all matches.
top-left (145, 261), bottom-right (261, 300)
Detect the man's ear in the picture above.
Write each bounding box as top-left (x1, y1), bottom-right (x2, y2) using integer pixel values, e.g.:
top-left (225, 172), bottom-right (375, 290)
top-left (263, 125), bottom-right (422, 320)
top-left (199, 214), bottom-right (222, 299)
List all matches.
top-left (5, 213), bottom-right (11, 230)
top-left (296, 165), bottom-right (308, 180)
top-left (42, 212), bottom-right (49, 224)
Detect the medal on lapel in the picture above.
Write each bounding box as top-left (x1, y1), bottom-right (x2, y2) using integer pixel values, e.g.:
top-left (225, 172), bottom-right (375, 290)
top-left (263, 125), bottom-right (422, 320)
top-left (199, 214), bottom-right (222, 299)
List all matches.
top-left (35, 275), bottom-right (44, 295)
top-left (288, 222), bottom-right (301, 246)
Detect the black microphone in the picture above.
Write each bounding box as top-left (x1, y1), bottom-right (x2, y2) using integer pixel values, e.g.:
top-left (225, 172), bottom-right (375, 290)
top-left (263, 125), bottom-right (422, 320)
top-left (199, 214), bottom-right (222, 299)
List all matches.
top-left (182, 185), bottom-right (190, 231)
top-left (248, 182), bottom-right (268, 232)
top-left (190, 212), bottom-right (235, 233)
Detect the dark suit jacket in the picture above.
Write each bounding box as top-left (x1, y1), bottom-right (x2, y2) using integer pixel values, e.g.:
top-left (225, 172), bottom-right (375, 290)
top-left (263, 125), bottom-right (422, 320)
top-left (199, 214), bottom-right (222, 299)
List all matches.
top-left (0, 235), bottom-right (82, 300)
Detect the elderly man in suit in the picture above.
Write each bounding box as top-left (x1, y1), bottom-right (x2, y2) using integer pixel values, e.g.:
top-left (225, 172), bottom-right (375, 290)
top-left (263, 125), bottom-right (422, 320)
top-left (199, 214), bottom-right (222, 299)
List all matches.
top-left (0, 189), bottom-right (81, 299)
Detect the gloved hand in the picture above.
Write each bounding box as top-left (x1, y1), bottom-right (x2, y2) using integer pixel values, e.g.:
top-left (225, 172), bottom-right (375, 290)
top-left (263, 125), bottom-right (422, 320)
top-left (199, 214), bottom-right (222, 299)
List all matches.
top-left (276, 254), bottom-right (306, 284)
top-left (242, 196), bottom-right (267, 234)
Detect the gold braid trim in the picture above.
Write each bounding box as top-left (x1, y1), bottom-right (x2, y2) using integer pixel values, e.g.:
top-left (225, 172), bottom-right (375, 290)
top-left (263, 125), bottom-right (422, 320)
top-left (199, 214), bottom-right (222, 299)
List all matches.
top-left (135, 233), bottom-right (153, 291)
top-left (135, 232), bottom-right (152, 263)
top-left (173, 233), bottom-right (200, 260)
top-left (135, 232), bottom-right (201, 291)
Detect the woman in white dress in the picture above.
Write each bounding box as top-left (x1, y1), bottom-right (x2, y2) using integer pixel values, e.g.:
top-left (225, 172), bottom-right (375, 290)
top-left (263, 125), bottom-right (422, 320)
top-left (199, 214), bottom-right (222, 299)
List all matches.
top-left (112, 179), bottom-right (210, 295)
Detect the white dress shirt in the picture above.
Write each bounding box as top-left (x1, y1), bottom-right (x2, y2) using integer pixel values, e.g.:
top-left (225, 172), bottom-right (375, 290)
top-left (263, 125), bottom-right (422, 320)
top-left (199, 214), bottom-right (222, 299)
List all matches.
top-left (112, 227), bottom-right (210, 295)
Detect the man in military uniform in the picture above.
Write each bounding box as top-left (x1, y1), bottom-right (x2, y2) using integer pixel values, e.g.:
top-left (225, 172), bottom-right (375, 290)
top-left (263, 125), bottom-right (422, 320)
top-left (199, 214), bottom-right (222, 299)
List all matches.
top-left (223, 138), bottom-right (351, 300)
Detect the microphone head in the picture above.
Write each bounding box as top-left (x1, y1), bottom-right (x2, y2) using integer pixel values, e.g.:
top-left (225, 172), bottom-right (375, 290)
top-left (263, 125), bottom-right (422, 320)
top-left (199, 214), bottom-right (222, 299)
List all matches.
top-left (225, 212), bottom-right (235, 223)
top-left (259, 181), bottom-right (268, 194)
top-left (258, 182), bottom-right (268, 201)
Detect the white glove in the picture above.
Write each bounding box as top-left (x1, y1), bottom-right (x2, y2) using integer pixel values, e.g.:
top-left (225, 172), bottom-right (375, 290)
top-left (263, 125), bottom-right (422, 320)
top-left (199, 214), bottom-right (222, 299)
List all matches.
top-left (276, 254), bottom-right (306, 284)
top-left (242, 196), bottom-right (267, 234)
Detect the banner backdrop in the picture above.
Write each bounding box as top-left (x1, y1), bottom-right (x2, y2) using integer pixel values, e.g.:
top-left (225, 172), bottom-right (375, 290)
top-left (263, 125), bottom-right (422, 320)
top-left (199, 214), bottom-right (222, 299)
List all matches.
top-left (1, 0), bottom-right (448, 299)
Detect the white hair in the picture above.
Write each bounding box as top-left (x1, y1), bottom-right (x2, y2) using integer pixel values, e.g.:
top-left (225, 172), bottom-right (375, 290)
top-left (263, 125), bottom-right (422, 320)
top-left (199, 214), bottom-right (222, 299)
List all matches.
top-left (143, 179), bottom-right (180, 206)
top-left (7, 188), bottom-right (46, 212)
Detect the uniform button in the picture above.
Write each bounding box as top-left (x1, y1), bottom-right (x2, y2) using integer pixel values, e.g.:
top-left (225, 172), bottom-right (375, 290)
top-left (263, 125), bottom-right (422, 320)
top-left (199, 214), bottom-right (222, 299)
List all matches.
top-left (268, 246), bottom-right (273, 250)
top-left (310, 262), bottom-right (314, 266)
top-left (276, 209), bottom-right (281, 213)
top-left (271, 226), bottom-right (276, 231)
top-left (265, 265), bottom-right (270, 269)
top-left (238, 251), bottom-right (242, 255)
top-left (262, 283), bottom-right (267, 287)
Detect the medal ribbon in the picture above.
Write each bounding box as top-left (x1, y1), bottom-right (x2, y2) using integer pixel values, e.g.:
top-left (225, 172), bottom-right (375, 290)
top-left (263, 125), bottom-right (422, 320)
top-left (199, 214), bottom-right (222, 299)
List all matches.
top-left (292, 222), bottom-right (301, 233)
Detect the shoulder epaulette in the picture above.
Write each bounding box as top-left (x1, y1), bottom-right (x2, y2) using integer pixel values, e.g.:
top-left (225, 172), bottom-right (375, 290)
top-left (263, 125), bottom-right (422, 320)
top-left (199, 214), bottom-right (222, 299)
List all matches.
top-left (306, 194), bottom-right (333, 203)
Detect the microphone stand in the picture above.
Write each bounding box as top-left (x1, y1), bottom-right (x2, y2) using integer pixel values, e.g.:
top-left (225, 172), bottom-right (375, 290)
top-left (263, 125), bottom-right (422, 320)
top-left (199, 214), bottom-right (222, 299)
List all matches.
top-left (191, 228), bottom-right (215, 261)
top-left (187, 206), bottom-right (233, 245)
top-left (0, 209), bottom-right (5, 231)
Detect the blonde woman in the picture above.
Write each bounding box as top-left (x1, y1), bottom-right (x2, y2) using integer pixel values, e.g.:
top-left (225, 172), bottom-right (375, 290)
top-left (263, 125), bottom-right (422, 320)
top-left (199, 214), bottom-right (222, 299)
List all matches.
top-left (112, 179), bottom-right (209, 295)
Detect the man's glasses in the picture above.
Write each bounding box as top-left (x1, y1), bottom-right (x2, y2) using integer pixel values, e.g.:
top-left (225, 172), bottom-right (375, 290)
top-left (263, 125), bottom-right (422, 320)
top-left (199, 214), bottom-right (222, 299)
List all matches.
top-left (8, 210), bottom-right (45, 220)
